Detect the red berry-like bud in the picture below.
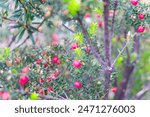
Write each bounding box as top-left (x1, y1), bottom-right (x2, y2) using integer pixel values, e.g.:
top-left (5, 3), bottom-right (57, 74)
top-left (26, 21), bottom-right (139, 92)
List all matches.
top-left (39, 79), bottom-right (44, 84)
top-left (74, 81), bottom-right (82, 89)
top-left (38, 88), bottom-right (45, 95)
top-left (98, 21), bottom-right (103, 28)
top-left (130, 0), bottom-right (138, 6)
top-left (137, 26), bottom-right (145, 33)
top-left (72, 43), bottom-right (79, 50)
top-left (36, 59), bottom-right (42, 65)
top-left (19, 75), bottom-right (29, 86)
top-left (47, 87), bottom-right (54, 93)
top-left (43, 63), bottom-right (48, 68)
top-left (46, 77), bottom-right (51, 82)
top-left (1, 91), bottom-right (10, 100)
top-left (22, 67), bottom-right (30, 73)
top-left (139, 13), bottom-right (145, 20)
top-left (84, 13), bottom-right (91, 18)
top-left (73, 60), bottom-right (82, 68)
top-left (56, 60), bottom-right (61, 65)
top-left (52, 56), bottom-right (59, 64)
top-left (111, 87), bottom-right (118, 93)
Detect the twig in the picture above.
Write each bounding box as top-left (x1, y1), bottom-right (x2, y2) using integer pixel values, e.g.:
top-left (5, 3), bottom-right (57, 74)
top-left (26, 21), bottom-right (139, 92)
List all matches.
top-left (111, 40), bottom-right (130, 67)
top-left (8, 35), bottom-right (17, 47)
top-left (135, 82), bottom-right (150, 100)
top-left (12, 36), bottom-right (29, 51)
top-left (62, 24), bottom-right (75, 33)
top-left (110, 0), bottom-right (118, 38)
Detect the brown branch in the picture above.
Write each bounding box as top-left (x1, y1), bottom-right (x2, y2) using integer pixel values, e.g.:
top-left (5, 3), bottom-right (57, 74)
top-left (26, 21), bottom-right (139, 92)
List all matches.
top-left (62, 24), bottom-right (75, 33)
top-left (77, 17), bottom-right (105, 66)
top-left (135, 82), bottom-right (150, 100)
top-left (103, 0), bottom-right (112, 99)
top-left (8, 35), bottom-right (17, 47)
top-left (110, 0), bottom-right (118, 37)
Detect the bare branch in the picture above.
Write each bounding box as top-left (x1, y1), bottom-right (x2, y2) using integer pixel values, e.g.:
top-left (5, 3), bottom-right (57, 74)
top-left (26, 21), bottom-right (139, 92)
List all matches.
top-left (135, 82), bottom-right (150, 100)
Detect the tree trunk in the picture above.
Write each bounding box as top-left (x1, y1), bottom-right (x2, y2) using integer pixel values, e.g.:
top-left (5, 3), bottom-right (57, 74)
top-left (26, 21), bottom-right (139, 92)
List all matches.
top-left (103, 0), bottom-right (112, 99)
top-left (116, 31), bottom-right (140, 100)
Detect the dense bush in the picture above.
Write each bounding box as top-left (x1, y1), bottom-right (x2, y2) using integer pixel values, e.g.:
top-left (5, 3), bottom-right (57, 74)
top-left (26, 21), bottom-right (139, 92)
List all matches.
top-left (0, 0), bottom-right (150, 100)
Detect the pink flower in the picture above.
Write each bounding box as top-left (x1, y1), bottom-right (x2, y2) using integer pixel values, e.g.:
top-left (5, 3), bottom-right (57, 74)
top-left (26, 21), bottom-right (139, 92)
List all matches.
top-left (51, 33), bottom-right (60, 46)
top-left (22, 67), bottom-right (30, 73)
top-left (1, 91), bottom-right (10, 100)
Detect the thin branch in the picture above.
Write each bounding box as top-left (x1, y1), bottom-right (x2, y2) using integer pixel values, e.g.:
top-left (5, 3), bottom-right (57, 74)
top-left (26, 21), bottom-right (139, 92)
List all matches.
top-left (18, 0), bottom-right (27, 13)
top-left (8, 35), bottom-right (17, 47)
top-left (11, 36), bottom-right (29, 51)
top-left (77, 17), bottom-right (105, 66)
top-left (135, 82), bottom-right (150, 100)
top-left (111, 40), bottom-right (130, 67)
top-left (62, 24), bottom-right (75, 33)
top-left (110, 0), bottom-right (118, 37)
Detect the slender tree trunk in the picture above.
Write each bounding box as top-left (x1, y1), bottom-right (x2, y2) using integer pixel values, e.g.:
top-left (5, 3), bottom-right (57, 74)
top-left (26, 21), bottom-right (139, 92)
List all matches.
top-left (117, 31), bottom-right (140, 99)
top-left (103, 0), bottom-right (112, 99)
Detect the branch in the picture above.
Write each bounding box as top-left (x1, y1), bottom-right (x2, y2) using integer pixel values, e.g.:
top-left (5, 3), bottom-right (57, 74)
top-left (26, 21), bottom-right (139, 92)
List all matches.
top-left (135, 82), bottom-right (150, 100)
top-left (8, 35), bottom-right (17, 47)
top-left (111, 40), bottom-right (130, 67)
top-left (77, 18), bottom-right (105, 66)
top-left (62, 24), bottom-right (75, 33)
top-left (11, 35), bottom-right (29, 51)
top-left (110, 0), bottom-right (118, 37)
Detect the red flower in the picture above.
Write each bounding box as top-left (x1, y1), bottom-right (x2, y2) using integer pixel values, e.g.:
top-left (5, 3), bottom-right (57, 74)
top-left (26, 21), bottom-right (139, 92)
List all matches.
top-left (73, 60), bottom-right (82, 68)
top-left (0, 91), bottom-right (10, 100)
top-left (98, 21), bottom-right (103, 28)
top-left (139, 13), bottom-right (145, 20)
top-left (111, 87), bottom-right (118, 93)
top-left (137, 26), bottom-right (145, 33)
top-left (47, 87), bottom-right (54, 93)
top-left (84, 13), bottom-right (91, 18)
top-left (130, 0), bottom-right (138, 6)
top-left (72, 43), bottom-right (79, 50)
top-left (19, 75), bottom-right (29, 86)
top-left (74, 81), bottom-right (82, 89)
top-left (36, 59), bottom-right (42, 65)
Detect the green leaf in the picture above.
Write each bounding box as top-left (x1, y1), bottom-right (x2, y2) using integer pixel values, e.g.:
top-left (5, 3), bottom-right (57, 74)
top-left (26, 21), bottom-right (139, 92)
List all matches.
top-left (94, 2), bottom-right (104, 15)
top-left (116, 56), bottom-right (123, 67)
top-left (17, 28), bottom-right (25, 42)
top-left (30, 92), bottom-right (39, 100)
top-left (11, 68), bottom-right (17, 74)
top-left (63, 0), bottom-right (70, 2)
top-left (9, 24), bottom-right (22, 29)
top-left (0, 54), bottom-right (4, 61)
top-left (74, 33), bottom-right (84, 44)
top-left (67, 0), bottom-right (81, 16)
top-left (131, 53), bottom-right (137, 62)
top-left (28, 31), bottom-right (35, 44)
top-left (74, 48), bottom-right (83, 57)
top-left (3, 48), bottom-right (11, 59)
top-left (88, 23), bottom-right (98, 36)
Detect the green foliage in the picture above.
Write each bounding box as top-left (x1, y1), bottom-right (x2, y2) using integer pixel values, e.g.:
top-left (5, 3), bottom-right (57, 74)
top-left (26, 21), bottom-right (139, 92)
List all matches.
top-left (116, 56), bottom-right (124, 67)
top-left (74, 33), bottom-right (84, 44)
top-left (0, 48), bottom-right (11, 61)
top-left (74, 48), bottom-right (83, 57)
top-left (30, 92), bottom-right (39, 100)
top-left (88, 22), bottom-right (98, 36)
top-left (67, 0), bottom-right (81, 16)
